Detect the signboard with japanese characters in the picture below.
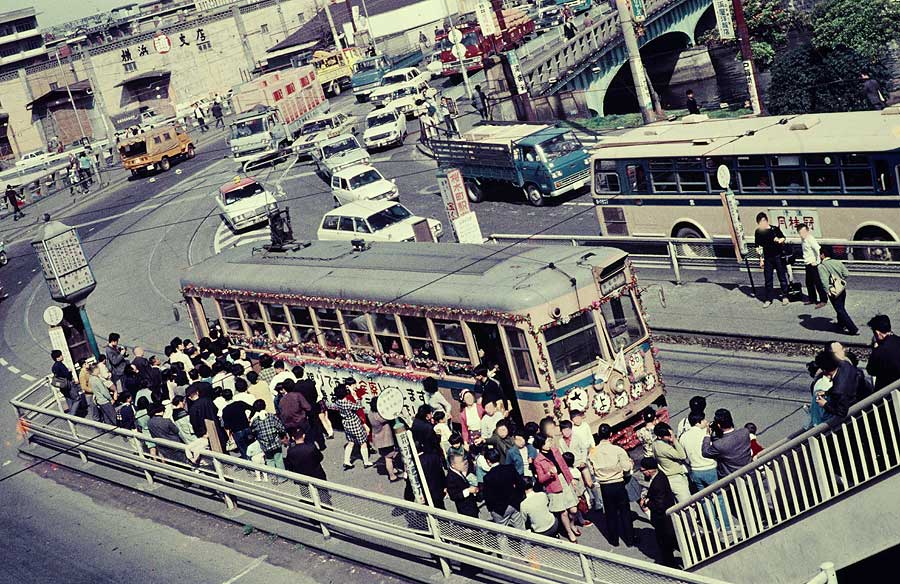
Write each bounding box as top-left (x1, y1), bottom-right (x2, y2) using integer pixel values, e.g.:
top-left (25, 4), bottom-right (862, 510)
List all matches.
top-left (153, 33), bottom-right (172, 54)
top-left (451, 212), bottom-right (484, 244)
top-left (32, 227), bottom-right (96, 303)
top-left (768, 208), bottom-right (822, 238)
top-left (437, 168), bottom-right (470, 221)
top-left (721, 188), bottom-right (748, 261)
top-left (475, 0), bottom-right (500, 37)
top-left (712, 0), bottom-right (735, 40)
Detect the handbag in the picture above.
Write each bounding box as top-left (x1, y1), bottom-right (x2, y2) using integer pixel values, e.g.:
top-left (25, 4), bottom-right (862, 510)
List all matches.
top-left (828, 272), bottom-right (846, 297)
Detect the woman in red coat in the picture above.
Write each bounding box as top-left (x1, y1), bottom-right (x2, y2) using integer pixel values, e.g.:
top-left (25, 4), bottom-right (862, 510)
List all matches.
top-left (533, 434), bottom-right (581, 542)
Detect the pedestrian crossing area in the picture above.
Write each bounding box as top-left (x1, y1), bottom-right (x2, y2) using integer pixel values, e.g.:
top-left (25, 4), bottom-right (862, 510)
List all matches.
top-left (212, 220), bottom-right (271, 255)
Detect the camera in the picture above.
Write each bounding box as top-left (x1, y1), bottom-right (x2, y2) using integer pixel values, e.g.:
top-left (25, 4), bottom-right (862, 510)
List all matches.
top-left (709, 420), bottom-right (723, 438)
top-left (806, 360), bottom-right (819, 378)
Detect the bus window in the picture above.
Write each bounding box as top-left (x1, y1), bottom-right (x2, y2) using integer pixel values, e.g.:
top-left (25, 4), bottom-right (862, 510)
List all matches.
top-left (678, 170), bottom-right (708, 192)
top-left (219, 299), bottom-right (244, 333)
top-left (626, 164), bottom-right (646, 192)
top-left (601, 293), bottom-right (646, 353)
top-left (772, 169), bottom-right (804, 192)
top-left (433, 319), bottom-right (469, 362)
top-left (288, 306), bottom-right (318, 344)
top-left (342, 309), bottom-right (374, 349)
top-left (544, 312), bottom-right (602, 380)
top-left (807, 169), bottom-right (839, 190)
top-left (739, 169), bottom-right (771, 192)
top-left (504, 326), bottom-right (538, 387)
top-left (314, 308), bottom-right (345, 348)
top-left (400, 315), bottom-right (435, 365)
top-left (649, 160), bottom-right (677, 192)
top-left (594, 160), bottom-right (620, 193)
top-left (843, 168), bottom-right (874, 190)
top-left (601, 207), bottom-right (629, 236)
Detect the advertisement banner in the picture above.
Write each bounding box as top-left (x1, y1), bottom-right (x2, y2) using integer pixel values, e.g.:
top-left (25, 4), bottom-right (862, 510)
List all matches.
top-left (720, 188), bottom-right (748, 261)
top-left (475, 0), bottom-right (500, 37)
top-left (712, 0), bottom-right (735, 40)
top-left (767, 208), bottom-right (822, 238)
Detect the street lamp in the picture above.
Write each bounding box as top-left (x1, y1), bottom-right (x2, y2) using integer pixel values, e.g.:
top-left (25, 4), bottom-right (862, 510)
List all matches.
top-left (31, 219), bottom-right (100, 359)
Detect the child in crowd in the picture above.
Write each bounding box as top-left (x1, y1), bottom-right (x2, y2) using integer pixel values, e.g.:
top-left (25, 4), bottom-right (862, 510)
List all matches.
top-left (433, 410), bottom-right (452, 454)
top-left (446, 432), bottom-right (466, 465)
top-left (746, 422), bottom-right (764, 459)
top-left (246, 435), bottom-right (268, 482)
top-left (563, 451), bottom-right (593, 528)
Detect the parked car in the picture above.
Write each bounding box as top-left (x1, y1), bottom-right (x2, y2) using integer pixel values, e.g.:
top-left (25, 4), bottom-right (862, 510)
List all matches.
top-left (369, 71), bottom-right (431, 109)
top-left (380, 66), bottom-right (429, 89)
top-left (363, 108), bottom-right (407, 150)
top-left (291, 112), bottom-right (357, 158)
top-left (313, 134), bottom-right (370, 179)
top-left (383, 80), bottom-right (437, 119)
top-left (14, 150), bottom-right (51, 171)
top-left (330, 164), bottom-right (399, 206)
top-left (216, 176), bottom-right (278, 231)
top-left (317, 200), bottom-right (442, 242)
top-left (425, 52), bottom-right (443, 79)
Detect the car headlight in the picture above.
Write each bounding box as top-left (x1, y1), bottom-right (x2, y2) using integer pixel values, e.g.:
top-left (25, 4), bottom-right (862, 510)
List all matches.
top-left (552, 171), bottom-right (563, 178)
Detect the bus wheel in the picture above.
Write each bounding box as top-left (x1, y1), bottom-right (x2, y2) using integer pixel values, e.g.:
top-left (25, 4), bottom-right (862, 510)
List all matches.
top-left (674, 225), bottom-right (705, 258)
top-left (851, 227), bottom-right (896, 261)
top-left (524, 184), bottom-right (544, 207)
top-left (186, 145), bottom-right (195, 159)
top-left (160, 157), bottom-right (171, 171)
top-left (465, 181), bottom-right (484, 203)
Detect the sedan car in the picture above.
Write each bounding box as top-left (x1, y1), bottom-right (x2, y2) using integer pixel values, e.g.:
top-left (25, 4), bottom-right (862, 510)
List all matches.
top-left (14, 149), bottom-right (51, 171)
top-left (363, 108), bottom-right (407, 150)
top-left (331, 164), bottom-right (399, 206)
top-left (317, 200), bottom-right (442, 243)
top-left (216, 176), bottom-right (278, 231)
top-left (313, 134), bottom-right (370, 179)
top-left (292, 112), bottom-right (356, 158)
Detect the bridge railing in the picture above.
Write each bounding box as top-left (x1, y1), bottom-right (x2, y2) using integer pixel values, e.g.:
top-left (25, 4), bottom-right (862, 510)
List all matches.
top-left (667, 378), bottom-right (900, 568)
top-left (11, 376), bottom-right (730, 584)
top-left (486, 233), bottom-right (900, 280)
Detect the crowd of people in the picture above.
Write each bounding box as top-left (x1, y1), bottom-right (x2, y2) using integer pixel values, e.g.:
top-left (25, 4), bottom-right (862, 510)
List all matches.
top-left (45, 312), bottom-right (900, 569)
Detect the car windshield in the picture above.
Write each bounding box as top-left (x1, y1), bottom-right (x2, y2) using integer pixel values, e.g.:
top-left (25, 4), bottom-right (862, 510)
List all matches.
top-left (393, 86), bottom-right (416, 99)
top-left (302, 119), bottom-right (333, 134)
top-left (119, 141), bottom-right (147, 157)
top-left (367, 112), bottom-right (396, 128)
top-left (348, 169), bottom-right (383, 189)
top-left (223, 182), bottom-right (265, 205)
top-left (355, 57), bottom-right (382, 72)
top-left (367, 204), bottom-right (412, 231)
top-left (230, 117), bottom-right (265, 139)
top-left (323, 138), bottom-right (358, 158)
top-left (538, 131), bottom-right (582, 161)
top-left (382, 73), bottom-right (408, 85)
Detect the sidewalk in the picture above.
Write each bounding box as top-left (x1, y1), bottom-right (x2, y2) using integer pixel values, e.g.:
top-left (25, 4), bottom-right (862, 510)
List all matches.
top-left (642, 278), bottom-right (897, 347)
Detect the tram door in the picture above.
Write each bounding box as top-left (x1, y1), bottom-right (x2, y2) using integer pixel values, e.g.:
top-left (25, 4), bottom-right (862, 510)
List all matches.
top-left (467, 322), bottom-right (522, 428)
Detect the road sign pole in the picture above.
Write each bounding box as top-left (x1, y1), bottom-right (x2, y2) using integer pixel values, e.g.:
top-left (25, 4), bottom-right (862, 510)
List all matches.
top-left (76, 302), bottom-right (100, 360)
top-left (615, 0), bottom-right (655, 124)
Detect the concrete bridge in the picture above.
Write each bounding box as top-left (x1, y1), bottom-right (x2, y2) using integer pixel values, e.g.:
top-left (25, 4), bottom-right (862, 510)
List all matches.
top-left (519, 0), bottom-right (715, 116)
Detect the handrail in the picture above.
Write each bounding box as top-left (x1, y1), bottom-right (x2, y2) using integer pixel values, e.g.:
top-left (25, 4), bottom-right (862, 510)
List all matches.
top-left (11, 377), bottom-right (730, 584)
top-left (666, 376), bottom-right (900, 568)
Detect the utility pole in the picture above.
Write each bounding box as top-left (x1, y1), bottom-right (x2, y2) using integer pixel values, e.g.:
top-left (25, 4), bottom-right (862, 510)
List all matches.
top-left (78, 44), bottom-right (117, 173)
top-left (360, 0), bottom-right (377, 54)
top-left (731, 0), bottom-right (764, 115)
top-left (321, 0), bottom-right (343, 51)
top-left (54, 50), bottom-right (87, 143)
top-left (615, 0), bottom-right (655, 124)
top-left (442, 0), bottom-right (471, 99)
top-left (274, 0), bottom-right (289, 41)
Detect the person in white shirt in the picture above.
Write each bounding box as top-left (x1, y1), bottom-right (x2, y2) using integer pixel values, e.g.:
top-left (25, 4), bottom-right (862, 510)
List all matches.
top-left (558, 418), bottom-right (594, 493)
top-left (797, 223), bottom-right (828, 308)
top-left (268, 360), bottom-right (296, 397)
top-left (480, 400), bottom-right (505, 439)
top-left (681, 411), bottom-right (732, 531)
top-left (520, 476), bottom-right (558, 538)
top-left (676, 395), bottom-right (706, 439)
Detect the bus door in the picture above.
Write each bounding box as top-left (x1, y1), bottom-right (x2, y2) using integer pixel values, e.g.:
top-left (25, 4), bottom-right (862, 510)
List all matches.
top-left (467, 322), bottom-right (522, 426)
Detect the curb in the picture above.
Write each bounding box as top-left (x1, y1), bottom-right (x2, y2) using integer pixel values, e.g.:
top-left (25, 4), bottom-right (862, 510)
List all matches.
top-left (653, 326), bottom-right (871, 351)
top-left (414, 141), bottom-right (435, 160)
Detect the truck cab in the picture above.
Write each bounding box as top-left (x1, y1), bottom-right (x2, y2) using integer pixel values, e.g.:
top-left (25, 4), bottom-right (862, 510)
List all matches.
top-left (512, 128), bottom-right (591, 204)
top-left (229, 106), bottom-right (286, 163)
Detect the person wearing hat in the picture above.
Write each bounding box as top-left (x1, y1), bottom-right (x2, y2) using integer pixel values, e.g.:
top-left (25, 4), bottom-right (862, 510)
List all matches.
top-left (5, 184), bottom-right (24, 221)
top-left (459, 389), bottom-right (485, 448)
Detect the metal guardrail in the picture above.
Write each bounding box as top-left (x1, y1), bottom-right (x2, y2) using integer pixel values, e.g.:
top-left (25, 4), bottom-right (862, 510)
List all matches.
top-left (487, 234), bottom-right (900, 281)
top-left (666, 378), bottom-right (900, 569)
top-left (12, 377), bottom-right (730, 584)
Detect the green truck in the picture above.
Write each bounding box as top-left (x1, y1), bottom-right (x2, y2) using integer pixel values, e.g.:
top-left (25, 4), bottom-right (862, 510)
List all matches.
top-left (430, 123), bottom-right (591, 206)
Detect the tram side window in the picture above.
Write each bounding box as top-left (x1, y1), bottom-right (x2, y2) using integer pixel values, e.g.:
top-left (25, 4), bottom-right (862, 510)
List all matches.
top-left (433, 319), bottom-right (469, 362)
top-left (314, 308), bottom-right (345, 348)
top-left (342, 310), bottom-right (374, 348)
top-left (263, 303), bottom-right (292, 343)
top-left (219, 299), bottom-right (244, 333)
top-left (504, 326), bottom-right (538, 386)
top-left (544, 312), bottom-right (602, 380)
top-left (372, 313), bottom-right (404, 366)
top-left (601, 293), bottom-right (646, 353)
top-left (197, 297), bottom-right (219, 334)
top-left (398, 315), bottom-right (432, 361)
top-left (240, 301), bottom-right (267, 338)
top-left (289, 306), bottom-right (318, 344)
top-left (594, 160), bottom-right (620, 193)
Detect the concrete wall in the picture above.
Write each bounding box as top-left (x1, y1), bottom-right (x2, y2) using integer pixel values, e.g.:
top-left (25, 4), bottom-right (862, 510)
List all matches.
top-left (696, 469), bottom-right (900, 584)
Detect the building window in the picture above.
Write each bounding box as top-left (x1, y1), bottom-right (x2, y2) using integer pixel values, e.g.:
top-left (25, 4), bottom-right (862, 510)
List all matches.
top-left (123, 61), bottom-right (137, 72)
top-left (260, 24), bottom-right (269, 34)
top-left (198, 40), bottom-right (212, 52)
top-left (297, 13), bottom-right (306, 25)
top-left (49, 82), bottom-right (58, 90)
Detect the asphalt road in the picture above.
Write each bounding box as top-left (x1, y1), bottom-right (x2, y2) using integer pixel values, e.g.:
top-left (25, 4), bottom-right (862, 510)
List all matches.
top-left (0, 91), bottom-right (821, 575)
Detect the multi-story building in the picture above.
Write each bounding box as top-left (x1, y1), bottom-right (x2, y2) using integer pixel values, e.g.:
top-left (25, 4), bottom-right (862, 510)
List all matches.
top-left (0, 8), bottom-right (49, 76)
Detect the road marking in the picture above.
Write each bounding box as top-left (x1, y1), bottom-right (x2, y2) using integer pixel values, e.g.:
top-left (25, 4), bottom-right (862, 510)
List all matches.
top-left (21, 373), bottom-right (36, 381)
top-left (0, 358), bottom-right (6, 366)
top-left (221, 555), bottom-right (268, 584)
top-left (7, 366), bottom-right (20, 374)
top-left (213, 221), bottom-right (271, 255)
top-left (278, 169), bottom-right (317, 182)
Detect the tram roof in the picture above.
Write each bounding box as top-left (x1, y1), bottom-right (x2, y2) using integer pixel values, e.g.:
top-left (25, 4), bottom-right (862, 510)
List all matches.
top-left (181, 241), bottom-right (628, 312)
top-left (589, 110), bottom-right (900, 160)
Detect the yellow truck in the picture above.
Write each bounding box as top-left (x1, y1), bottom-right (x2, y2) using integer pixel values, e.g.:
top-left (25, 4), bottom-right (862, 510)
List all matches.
top-left (311, 47), bottom-right (363, 96)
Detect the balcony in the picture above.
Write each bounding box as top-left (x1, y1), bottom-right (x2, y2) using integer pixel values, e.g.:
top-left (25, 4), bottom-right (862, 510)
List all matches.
top-left (0, 26), bottom-right (41, 45)
top-left (0, 45), bottom-right (48, 67)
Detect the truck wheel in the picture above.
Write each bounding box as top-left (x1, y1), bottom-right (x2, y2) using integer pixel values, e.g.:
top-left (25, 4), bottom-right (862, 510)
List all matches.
top-left (332, 83), bottom-right (341, 96)
top-left (465, 181), bottom-right (484, 203)
top-left (525, 184), bottom-right (544, 206)
top-left (186, 145), bottom-right (195, 159)
top-left (160, 157), bottom-right (171, 171)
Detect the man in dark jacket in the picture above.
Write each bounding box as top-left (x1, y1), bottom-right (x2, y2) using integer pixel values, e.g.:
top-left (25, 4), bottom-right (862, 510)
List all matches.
top-left (482, 447), bottom-right (526, 529)
top-left (222, 393), bottom-right (253, 458)
top-left (104, 332), bottom-right (128, 388)
top-left (278, 379), bottom-right (312, 432)
top-left (815, 351), bottom-right (858, 420)
top-left (754, 212), bottom-right (789, 307)
top-left (446, 452), bottom-right (479, 517)
top-left (867, 315), bottom-right (900, 391)
top-left (147, 403), bottom-right (189, 464)
top-left (187, 384), bottom-right (226, 449)
top-left (285, 422), bottom-right (327, 481)
top-left (412, 404), bottom-right (441, 454)
top-left (292, 366), bottom-right (325, 449)
top-left (639, 458), bottom-right (680, 568)
top-left (702, 408), bottom-right (753, 478)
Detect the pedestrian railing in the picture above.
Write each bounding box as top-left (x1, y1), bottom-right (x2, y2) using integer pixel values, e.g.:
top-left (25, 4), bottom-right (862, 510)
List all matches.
top-left (11, 377), bottom-right (729, 584)
top-left (667, 379), bottom-right (900, 569)
top-left (487, 233), bottom-right (900, 281)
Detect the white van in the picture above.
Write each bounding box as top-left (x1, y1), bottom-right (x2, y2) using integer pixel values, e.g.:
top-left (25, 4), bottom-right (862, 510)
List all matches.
top-left (317, 200), bottom-right (442, 242)
top-left (330, 164), bottom-right (399, 206)
top-left (363, 108), bottom-right (407, 149)
top-left (216, 177), bottom-right (278, 231)
top-left (381, 80), bottom-right (437, 119)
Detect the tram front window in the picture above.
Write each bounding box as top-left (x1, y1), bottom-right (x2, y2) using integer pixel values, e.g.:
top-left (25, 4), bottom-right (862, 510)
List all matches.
top-left (601, 292), bottom-right (646, 352)
top-left (544, 312), bottom-right (602, 379)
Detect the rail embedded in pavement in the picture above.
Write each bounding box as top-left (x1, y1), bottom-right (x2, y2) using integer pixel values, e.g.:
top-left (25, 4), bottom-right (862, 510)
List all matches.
top-left (11, 376), bottom-right (730, 584)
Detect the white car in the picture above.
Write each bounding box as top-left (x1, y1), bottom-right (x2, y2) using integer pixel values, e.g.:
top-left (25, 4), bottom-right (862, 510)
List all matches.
top-left (380, 66), bottom-right (429, 89)
top-left (317, 200), bottom-right (442, 243)
top-left (331, 164), bottom-right (399, 206)
top-left (313, 134), bottom-right (370, 179)
top-left (426, 53), bottom-right (443, 79)
top-left (216, 177), bottom-right (278, 231)
top-left (381, 80), bottom-right (437, 119)
top-left (15, 149), bottom-right (51, 170)
top-left (292, 112), bottom-right (356, 158)
top-left (363, 108), bottom-right (407, 150)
